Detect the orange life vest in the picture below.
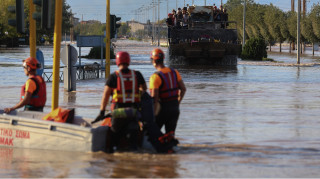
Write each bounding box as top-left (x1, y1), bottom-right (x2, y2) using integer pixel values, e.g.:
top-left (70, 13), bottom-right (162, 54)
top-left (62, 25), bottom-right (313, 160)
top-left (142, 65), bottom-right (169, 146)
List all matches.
top-left (112, 70), bottom-right (140, 104)
top-left (157, 68), bottom-right (179, 102)
top-left (20, 75), bottom-right (46, 108)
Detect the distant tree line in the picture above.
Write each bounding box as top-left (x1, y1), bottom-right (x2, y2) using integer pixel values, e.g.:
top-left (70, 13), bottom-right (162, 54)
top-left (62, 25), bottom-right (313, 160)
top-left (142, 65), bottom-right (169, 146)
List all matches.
top-left (225, 0), bottom-right (320, 53)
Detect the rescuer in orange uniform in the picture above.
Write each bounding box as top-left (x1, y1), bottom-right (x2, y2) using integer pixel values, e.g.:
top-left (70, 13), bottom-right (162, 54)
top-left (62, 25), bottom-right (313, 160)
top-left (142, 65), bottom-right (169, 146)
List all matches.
top-left (96, 51), bottom-right (147, 117)
top-left (4, 57), bottom-right (46, 113)
top-left (149, 48), bottom-right (186, 137)
top-left (95, 51), bottom-right (147, 151)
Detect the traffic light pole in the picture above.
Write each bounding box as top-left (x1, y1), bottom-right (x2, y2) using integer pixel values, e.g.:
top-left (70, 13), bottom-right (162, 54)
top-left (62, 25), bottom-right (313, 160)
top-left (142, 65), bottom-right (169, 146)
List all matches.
top-left (52, 0), bottom-right (63, 111)
top-left (29, 0), bottom-right (36, 58)
top-left (105, 0), bottom-right (111, 78)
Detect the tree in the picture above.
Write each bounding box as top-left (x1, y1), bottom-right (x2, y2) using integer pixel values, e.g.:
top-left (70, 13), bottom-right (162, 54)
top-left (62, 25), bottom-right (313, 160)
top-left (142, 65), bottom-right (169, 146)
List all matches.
top-left (286, 11), bottom-right (297, 50)
top-left (264, 4), bottom-right (285, 51)
top-left (0, 0), bottom-right (73, 45)
top-left (118, 22), bottom-right (131, 37)
top-left (302, 5), bottom-right (320, 55)
top-left (309, 4), bottom-right (320, 40)
top-left (225, 0), bottom-right (254, 11)
top-left (73, 22), bottom-right (104, 36)
top-left (0, 0), bottom-right (20, 45)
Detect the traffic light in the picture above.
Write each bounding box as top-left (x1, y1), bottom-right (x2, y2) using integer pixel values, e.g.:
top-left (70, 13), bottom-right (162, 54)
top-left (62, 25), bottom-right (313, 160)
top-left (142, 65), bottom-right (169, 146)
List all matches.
top-left (110, 15), bottom-right (116, 38)
top-left (115, 16), bottom-right (121, 30)
top-left (7, 0), bottom-right (25, 33)
top-left (110, 15), bottom-right (121, 39)
top-left (32, 0), bottom-right (52, 29)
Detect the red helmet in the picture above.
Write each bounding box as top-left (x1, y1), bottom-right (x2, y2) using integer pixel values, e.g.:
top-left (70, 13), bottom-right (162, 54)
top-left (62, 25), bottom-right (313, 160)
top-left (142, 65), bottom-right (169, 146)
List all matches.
top-left (151, 48), bottom-right (165, 61)
top-left (116, 51), bottom-right (130, 66)
top-left (23, 57), bottom-right (39, 70)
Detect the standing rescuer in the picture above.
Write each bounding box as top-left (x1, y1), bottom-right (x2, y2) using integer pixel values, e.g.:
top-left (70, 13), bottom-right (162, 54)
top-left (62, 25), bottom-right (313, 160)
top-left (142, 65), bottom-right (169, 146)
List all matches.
top-left (149, 48), bottom-right (186, 138)
top-left (95, 51), bottom-right (147, 152)
top-left (4, 57), bottom-right (47, 113)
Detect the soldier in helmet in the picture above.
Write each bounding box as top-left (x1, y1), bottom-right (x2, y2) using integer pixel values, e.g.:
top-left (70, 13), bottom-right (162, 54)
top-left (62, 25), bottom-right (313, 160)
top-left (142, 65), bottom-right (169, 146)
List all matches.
top-left (149, 48), bottom-right (186, 139)
top-left (95, 51), bottom-right (147, 152)
top-left (4, 57), bottom-right (46, 113)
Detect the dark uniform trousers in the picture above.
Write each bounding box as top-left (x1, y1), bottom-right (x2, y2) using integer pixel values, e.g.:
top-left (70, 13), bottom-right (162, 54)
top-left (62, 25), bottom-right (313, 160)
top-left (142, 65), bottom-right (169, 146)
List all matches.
top-left (156, 99), bottom-right (180, 134)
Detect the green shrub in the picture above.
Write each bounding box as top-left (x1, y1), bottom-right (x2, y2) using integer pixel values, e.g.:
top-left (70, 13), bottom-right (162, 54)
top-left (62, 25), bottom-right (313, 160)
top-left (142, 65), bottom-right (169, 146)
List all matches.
top-left (241, 37), bottom-right (267, 61)
top-left (128, 37), bottom-right (142, 41)
top-left (85, 46), bottom-right (115, 59)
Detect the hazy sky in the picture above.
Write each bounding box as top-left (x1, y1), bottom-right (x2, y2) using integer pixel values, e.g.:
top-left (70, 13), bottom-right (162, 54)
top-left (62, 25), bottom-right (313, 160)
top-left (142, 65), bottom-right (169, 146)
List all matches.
top-left (66, 0), bottom-right (319, 23)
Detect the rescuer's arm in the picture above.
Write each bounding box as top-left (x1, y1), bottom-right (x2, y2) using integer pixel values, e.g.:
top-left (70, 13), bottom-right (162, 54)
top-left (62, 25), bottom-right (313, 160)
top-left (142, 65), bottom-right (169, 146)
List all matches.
top-left (140, 83), bottom-right (147, 94)
top-left (100, 85), bottom-right (112, 111)
top-left (150, 88), bottom-right (159, 113)
top-left (137, 71), bottom-right (147, 94)
top-left (178, 80), bottom-right (186, 104)
top-left (4, 92), bottom-right (32, 113)
top-left (94, 85), bottom-right (112, 121)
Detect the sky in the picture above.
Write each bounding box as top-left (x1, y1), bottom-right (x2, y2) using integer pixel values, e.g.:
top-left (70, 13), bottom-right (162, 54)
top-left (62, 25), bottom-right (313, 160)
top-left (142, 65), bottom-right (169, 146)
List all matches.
top-left (66, 0), bottom-right (319, 23)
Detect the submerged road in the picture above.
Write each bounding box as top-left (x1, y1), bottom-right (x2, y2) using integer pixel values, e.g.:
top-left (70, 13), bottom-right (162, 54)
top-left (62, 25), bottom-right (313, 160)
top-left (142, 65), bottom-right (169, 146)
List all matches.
top-left (0, 40), bottom-right (320, 177)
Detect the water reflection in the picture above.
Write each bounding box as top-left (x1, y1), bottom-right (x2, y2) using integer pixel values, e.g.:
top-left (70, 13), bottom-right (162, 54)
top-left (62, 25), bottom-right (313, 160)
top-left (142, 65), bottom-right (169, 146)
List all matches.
top-left (95, 153), bottom-right (180, 178)
top-left (63, 91), bottom-right (77, 104)
top-left (169, 64), bottom-right (238, 74)
top-left (296, 66), bottom-right (300, 79)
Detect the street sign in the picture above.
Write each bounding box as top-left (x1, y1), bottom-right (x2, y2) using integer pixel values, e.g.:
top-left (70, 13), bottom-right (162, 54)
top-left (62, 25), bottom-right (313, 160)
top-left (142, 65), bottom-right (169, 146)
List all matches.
top-left (61, 45), bottom-right (78, 66)
top-left (77, 35), bottom-right (104, 47)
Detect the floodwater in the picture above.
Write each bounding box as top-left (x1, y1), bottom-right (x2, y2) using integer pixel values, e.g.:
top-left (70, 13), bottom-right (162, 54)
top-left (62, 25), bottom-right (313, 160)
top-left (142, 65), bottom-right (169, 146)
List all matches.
top-left (1, 40), bottom-right (320, 177)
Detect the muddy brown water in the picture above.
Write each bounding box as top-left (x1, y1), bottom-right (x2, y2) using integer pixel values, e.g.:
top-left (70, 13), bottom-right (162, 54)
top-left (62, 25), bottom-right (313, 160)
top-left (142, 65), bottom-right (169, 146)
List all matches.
top-left (1, 40), bottom-right (320, 177)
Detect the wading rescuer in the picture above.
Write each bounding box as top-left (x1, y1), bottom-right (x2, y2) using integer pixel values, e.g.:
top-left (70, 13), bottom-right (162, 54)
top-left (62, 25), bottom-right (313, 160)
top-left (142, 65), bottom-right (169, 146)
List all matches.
top-left (149, 48), bottom-right (186, 139)
top-left (4, 57), bottom-right (46, 113)
top-left (95, 51), bottom-right (147, 152)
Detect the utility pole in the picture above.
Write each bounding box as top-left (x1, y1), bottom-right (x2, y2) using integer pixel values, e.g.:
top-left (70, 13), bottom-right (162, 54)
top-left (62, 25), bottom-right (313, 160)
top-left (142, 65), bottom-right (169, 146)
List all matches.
top-left (105, 0), bottom-right (110, 78)
top-left (167, 0), bottom-right (169, 15)
top-left (152, 0), bottom-right (155, 44)
top-left (297, 0), bottom-right (301, 64)
top-left (176, 0), bottom-right (178, 10)
top-left (291, 0), bottom-right (295, 51)
top-left (70, 13), bottom-right (73, 43)
top-left (303, 0), bottom-right (306, 16)
top-left (242, 0), bottom-right (246, 48)
top-left (29, 0), bottom-right (36, 58)
top-left (205, 0), bottom-right (206, 6)
top-left (158, 0), bottom-right (160, 46)
top-left (52, 0), bottom-right (63, 110)
top-left (291, 0), bottom-right (295, 11)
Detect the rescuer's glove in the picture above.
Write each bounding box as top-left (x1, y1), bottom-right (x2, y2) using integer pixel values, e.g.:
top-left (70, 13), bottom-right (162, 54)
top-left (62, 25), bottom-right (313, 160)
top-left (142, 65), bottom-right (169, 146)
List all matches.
top-left (92, 110), bottom-right (105, 124)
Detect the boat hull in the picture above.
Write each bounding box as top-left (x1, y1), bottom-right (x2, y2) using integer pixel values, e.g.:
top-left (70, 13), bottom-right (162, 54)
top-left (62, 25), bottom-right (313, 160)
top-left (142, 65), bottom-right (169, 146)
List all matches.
top-left (0, 111), bottom-right (108, 152)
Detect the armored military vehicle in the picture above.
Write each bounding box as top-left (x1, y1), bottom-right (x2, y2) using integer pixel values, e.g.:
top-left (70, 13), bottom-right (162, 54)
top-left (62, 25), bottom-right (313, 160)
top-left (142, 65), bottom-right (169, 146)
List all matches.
top-left (168, 5), bottom-right (241, 65)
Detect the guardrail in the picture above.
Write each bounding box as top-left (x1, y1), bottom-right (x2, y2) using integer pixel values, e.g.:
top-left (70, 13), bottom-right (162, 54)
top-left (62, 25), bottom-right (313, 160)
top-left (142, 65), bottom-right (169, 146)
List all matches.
top-left (43, 64), bottom-right (104, 82)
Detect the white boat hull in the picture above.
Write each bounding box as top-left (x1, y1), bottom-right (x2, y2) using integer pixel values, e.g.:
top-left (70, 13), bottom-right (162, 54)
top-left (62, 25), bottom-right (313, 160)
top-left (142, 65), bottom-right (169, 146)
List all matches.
top-left (0, 111), bottom-right (109, 152)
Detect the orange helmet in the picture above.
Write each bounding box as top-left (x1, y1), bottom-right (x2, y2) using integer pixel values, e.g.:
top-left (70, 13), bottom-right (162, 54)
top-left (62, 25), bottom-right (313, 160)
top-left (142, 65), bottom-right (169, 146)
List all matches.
top-left (116, 51), bottom-right (130, 66)
top-left (151, 48), bottom-right (164, 61)
top-left (23, 57), bottom-right (39, 70)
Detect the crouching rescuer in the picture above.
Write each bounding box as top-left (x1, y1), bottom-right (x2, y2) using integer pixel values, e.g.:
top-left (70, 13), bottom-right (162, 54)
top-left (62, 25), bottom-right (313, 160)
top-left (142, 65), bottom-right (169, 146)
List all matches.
top-left (95, 51), bottom-right (147, 152)
top-left (4, 57), bottom-right (46, 113)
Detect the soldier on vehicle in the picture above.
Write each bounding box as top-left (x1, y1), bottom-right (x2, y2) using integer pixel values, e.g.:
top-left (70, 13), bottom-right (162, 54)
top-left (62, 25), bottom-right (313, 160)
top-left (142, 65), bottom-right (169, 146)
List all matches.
top-left (182, 8), bottom-right (189, 29)
top-left (95, 51), bottom-right (147, 152)
top-left (166, 13), bottom-right (175, 43)
top-left (4, 57), bottom-right (46, 113)
top-left (176, 8), bottom-right (183, 28)
top-left (149, 48), bottom-right (186, 138)
top-left (172, 9), bottom-right (177, 25)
